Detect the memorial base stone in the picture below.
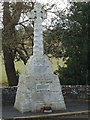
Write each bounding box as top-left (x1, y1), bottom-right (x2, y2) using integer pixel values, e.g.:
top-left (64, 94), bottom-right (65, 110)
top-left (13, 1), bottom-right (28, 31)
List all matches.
top-left (14, 55), bottom-right (66, 113)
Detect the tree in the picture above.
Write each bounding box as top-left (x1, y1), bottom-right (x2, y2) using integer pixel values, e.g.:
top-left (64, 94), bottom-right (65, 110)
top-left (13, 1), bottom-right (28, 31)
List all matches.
top-left (2, 2), bottom-right (23, 86)
top-left (2, 1), bottom-right (57, 86)
top-left (2, 1), bottom-right (34, 86)
top-left (46, 2), bottom-right (89, 85)
top-left (58, 2), bottom-right (89, 85)
top-left (44, 8), bottom-right (66, 58)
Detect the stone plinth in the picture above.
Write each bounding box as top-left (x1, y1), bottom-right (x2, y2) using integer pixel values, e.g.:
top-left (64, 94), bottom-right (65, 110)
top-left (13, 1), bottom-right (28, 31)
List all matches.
top-left (14, 55), bottom-right (66, 113)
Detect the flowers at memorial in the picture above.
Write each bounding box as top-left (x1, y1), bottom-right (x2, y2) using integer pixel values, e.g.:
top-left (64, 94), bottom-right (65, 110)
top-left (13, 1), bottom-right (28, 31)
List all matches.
top-left (39, 105), bottom-right (53, 113)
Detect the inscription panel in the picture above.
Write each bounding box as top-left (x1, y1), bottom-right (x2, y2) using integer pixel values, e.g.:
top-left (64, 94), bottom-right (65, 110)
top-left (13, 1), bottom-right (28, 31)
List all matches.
top-left (34, 65), bottom-right (48, 73)
top-left (36, 83), bottom-right (50, 90)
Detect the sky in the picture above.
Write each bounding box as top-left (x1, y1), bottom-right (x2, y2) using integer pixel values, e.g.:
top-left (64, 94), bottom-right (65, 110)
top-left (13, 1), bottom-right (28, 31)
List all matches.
top-left (0, 0), bottom-right (69, 29)
top-left (37, 0), bottom-right (69, 10)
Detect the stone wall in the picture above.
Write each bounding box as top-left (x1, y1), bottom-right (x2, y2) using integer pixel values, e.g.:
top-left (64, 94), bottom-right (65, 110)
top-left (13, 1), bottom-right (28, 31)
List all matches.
top-left (1, 85), bottom-right (90, 106)
top-left (2, 87), bottom-right (17, 106)
top-left (62, 85), bottom-right (90, 100)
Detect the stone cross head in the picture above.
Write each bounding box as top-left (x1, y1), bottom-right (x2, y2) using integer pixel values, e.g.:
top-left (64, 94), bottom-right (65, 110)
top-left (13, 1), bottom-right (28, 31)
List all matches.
top-left (27, 2), bottom-right (47, 55)
top-left (29, 3), bottom-right (47, 20)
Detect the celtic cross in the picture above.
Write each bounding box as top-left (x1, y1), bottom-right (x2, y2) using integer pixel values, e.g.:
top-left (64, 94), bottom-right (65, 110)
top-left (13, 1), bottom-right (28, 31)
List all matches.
top-left (28, 3), bottom-right (47, 55)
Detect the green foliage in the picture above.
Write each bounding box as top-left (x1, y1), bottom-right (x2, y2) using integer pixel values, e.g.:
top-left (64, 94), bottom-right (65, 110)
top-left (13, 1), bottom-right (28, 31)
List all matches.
top-left (51, 2), bottom-right (89, 85)
top-left (44, 28), bottom-right (63, 57)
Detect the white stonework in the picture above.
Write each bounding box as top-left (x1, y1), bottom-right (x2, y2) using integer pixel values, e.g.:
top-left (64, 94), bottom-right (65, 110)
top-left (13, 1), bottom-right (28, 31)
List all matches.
top-left (27, 3), bottom-right (46, 56)
top-left (14, 55), bottom-right (66, 113)
top-left (14, 3), bottom-right (66, 113)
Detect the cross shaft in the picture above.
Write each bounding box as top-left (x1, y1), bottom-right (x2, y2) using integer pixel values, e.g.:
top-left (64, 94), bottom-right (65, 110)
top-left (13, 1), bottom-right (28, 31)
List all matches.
top-left (29, 3), bottom-right (47, 56)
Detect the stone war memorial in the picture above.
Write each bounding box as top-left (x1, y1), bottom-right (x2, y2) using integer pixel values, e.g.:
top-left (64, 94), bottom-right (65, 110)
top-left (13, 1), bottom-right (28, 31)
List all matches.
top-left (14, 2), bottom-right (66, 113)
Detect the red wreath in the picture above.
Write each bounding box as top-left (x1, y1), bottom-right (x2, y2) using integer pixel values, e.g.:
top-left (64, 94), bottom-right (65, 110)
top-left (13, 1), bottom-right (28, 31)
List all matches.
top-left (39, 105), bottom-right (52, 112)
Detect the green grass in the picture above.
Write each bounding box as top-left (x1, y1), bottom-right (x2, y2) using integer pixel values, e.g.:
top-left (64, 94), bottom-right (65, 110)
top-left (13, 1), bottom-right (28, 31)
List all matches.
top-left (0, 57), bottom-right (64, 86)
top-left (50, 57), bottom-right (65, 71)
top-left (1, 60), bottom-right (26, 86)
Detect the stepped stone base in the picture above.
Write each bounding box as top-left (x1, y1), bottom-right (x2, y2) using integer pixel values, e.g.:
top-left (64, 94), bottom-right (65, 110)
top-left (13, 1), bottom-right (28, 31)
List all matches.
top-left (14, 55), bottom-right (66, 113)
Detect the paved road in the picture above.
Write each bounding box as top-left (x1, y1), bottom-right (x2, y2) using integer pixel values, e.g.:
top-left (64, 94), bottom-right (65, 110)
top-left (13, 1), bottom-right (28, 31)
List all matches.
top-left (2, 100), bottom-right (89, 119)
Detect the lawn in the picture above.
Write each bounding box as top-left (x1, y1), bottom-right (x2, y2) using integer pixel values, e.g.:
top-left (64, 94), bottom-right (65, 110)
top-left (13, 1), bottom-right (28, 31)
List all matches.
top-left (0, 56), bottom-right (65, 86)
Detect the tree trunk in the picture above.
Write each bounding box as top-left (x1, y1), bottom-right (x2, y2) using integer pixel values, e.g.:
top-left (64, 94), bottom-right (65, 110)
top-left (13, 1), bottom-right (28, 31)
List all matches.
top-left (2, 2), bottom-right (23, 86)
top-left (3, 46), bottom-right (18, 86)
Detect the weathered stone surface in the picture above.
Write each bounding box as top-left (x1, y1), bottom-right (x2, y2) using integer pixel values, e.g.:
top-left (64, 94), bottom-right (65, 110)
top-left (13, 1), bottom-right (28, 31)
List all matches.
top-left (2, 85), bottom-right (90, 106)
top-left (14, 2), bottom-right (65, 113)
top-left (14, 55), bottom-right (66, 113)
top-left (27, 3), bottom-right (47, 56)
top-left (25, 55), bottom-right (53, 76)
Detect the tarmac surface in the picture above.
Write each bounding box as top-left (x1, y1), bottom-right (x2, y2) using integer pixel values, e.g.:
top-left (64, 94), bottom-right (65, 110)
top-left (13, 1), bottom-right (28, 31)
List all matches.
top-left (2, 99), bottom-right (90, 119)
